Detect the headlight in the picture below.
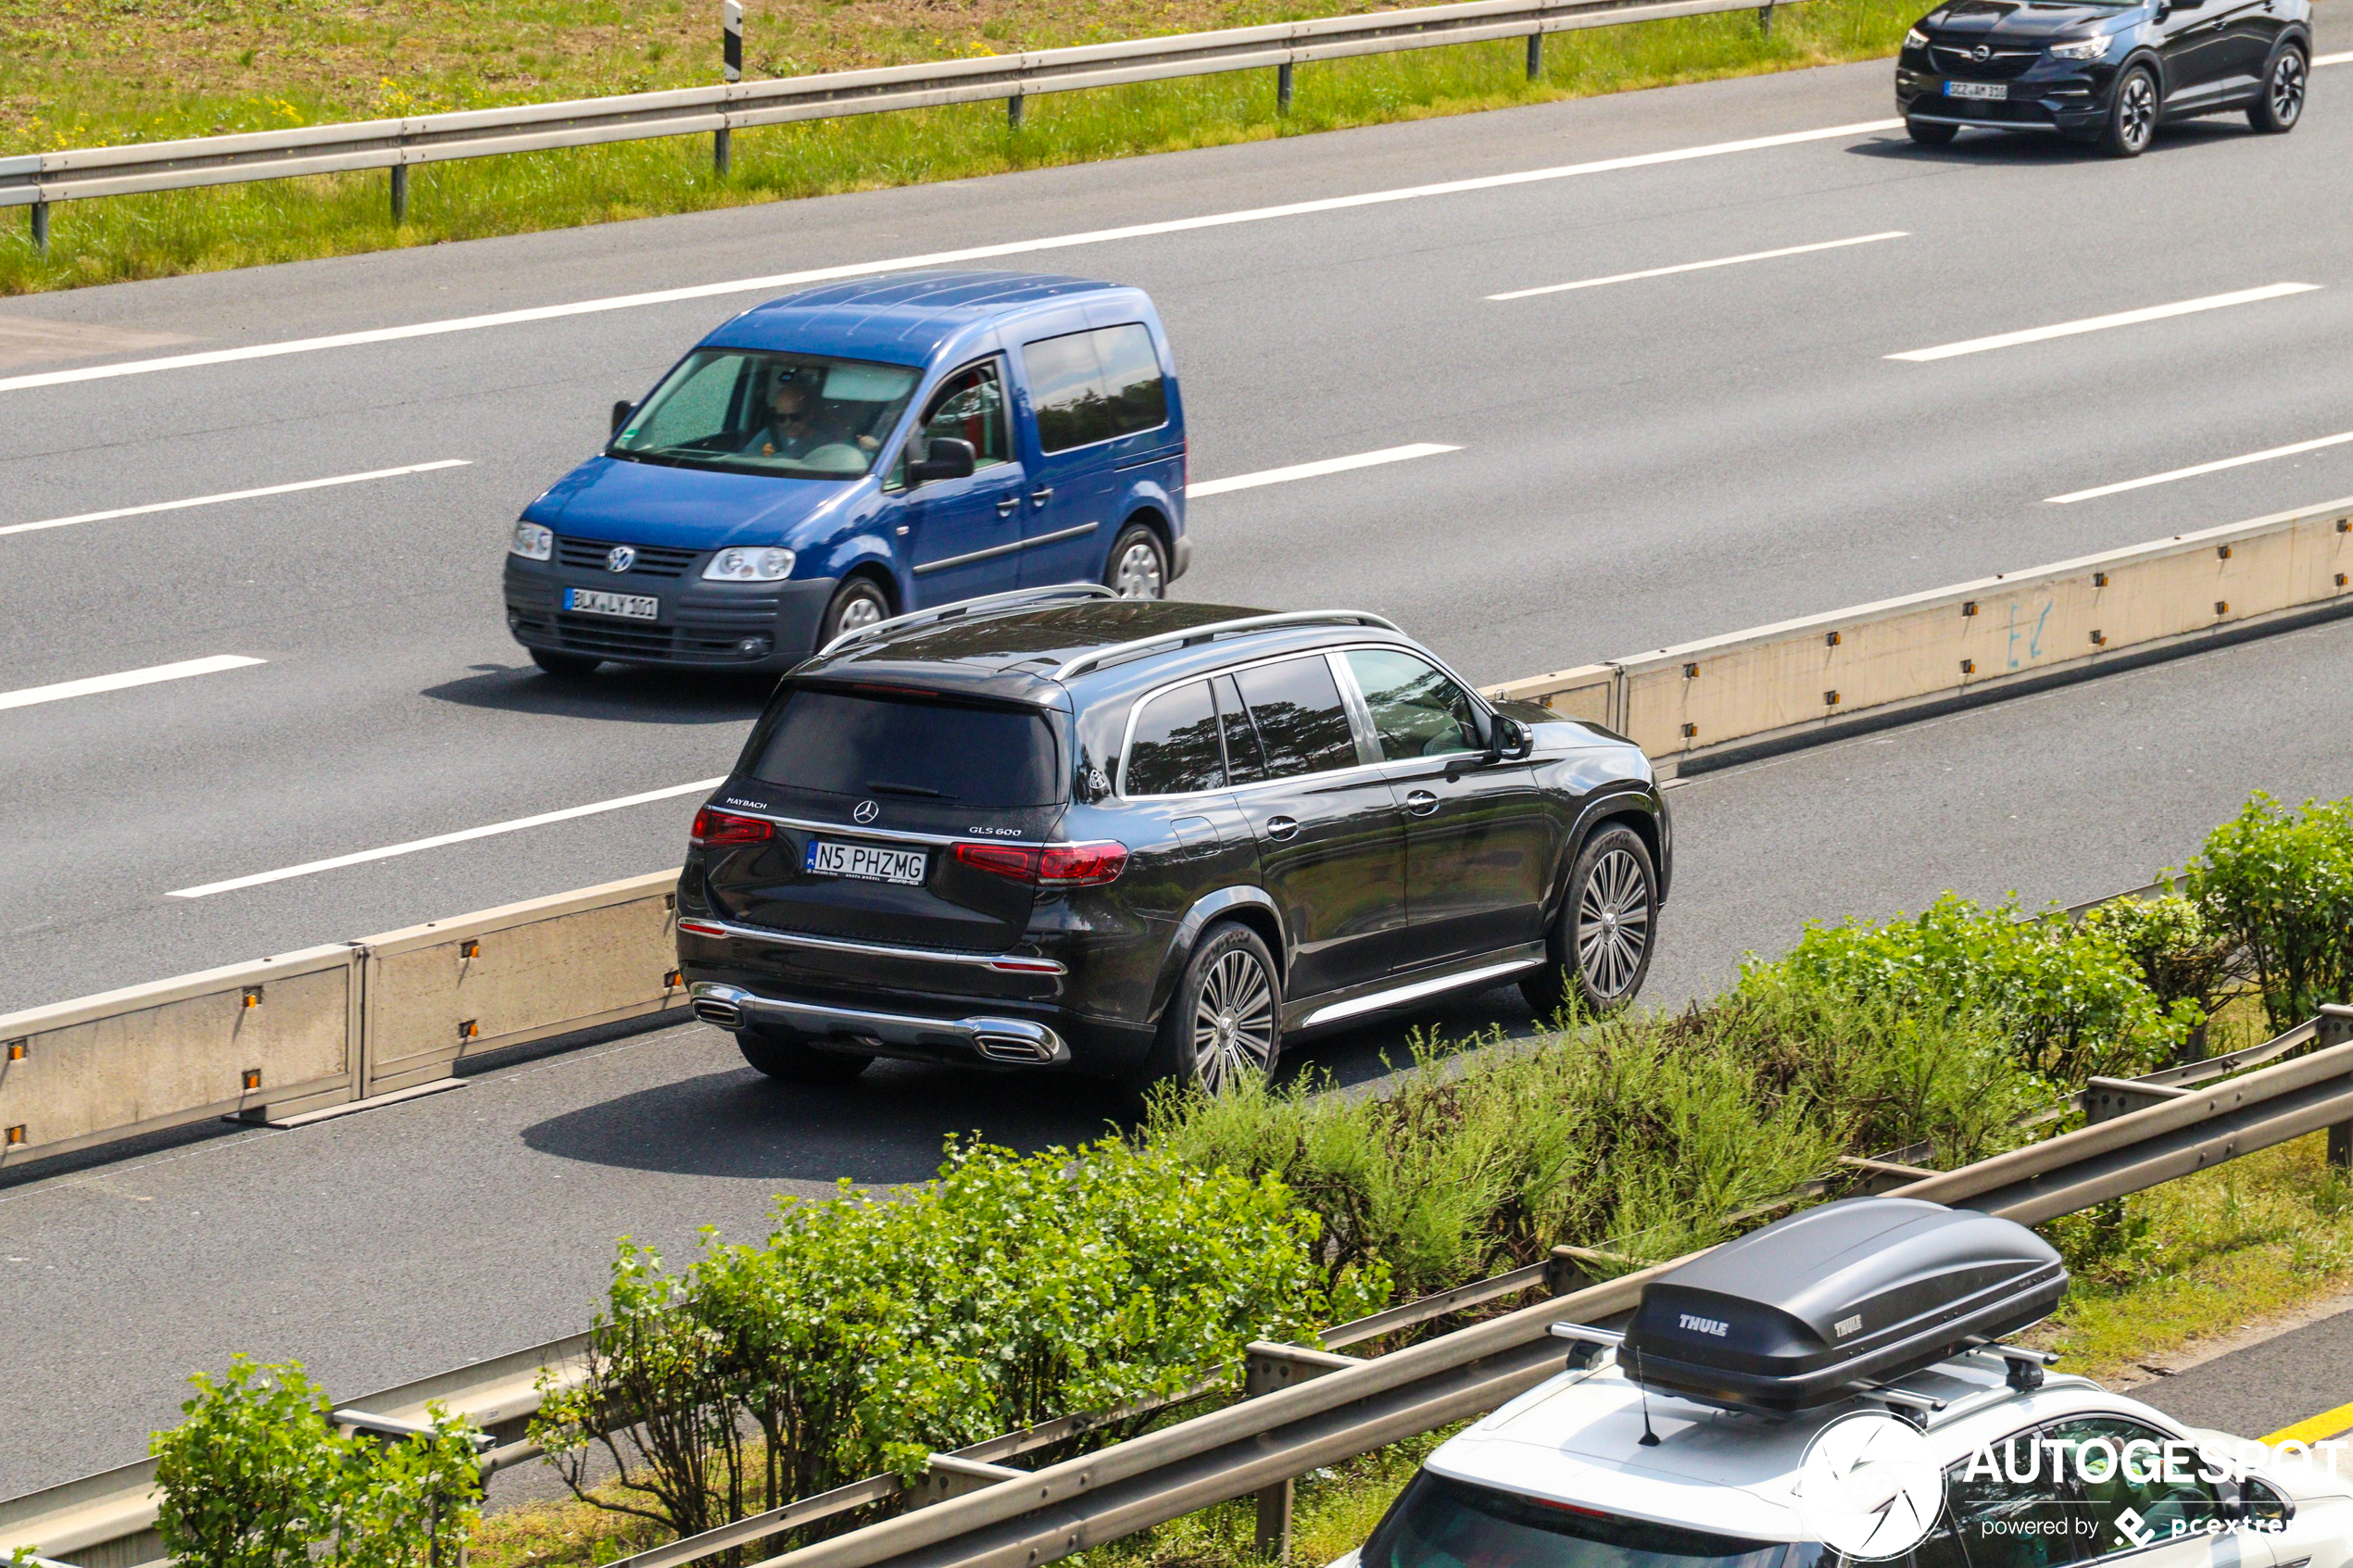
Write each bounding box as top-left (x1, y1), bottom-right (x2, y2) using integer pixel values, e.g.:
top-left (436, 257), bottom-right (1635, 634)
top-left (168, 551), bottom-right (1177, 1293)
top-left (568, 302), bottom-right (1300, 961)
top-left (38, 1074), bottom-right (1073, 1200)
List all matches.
top-left (1905, 25), bottom-right (1929, 47)
top-left (703, 546), bottom-right (797, 582)
top-left (510, 521), bottom-right (553, 560)
top-left (2047, 33), bottom-right (2107, 57)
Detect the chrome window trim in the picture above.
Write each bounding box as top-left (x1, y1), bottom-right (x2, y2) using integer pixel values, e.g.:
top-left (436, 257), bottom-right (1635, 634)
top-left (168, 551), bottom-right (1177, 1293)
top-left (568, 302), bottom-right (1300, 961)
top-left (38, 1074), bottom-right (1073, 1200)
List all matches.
top-left (680, 917), bottom-right (1066, 972)
top-left (912, 521), bottom-right (1098, 577)
top-left (1113, 640), bottom-right (1494, 802)
top-left (712, 808), bottom-right (1049, 848)
top-left (1118, 676), bottom-right (1224, 801)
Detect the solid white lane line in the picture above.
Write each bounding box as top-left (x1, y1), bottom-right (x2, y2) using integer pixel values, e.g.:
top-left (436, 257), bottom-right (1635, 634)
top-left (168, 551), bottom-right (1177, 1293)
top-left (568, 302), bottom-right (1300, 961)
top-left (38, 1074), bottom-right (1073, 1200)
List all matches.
top-left (1487, 231), bottom-right (1908, 300)
top-left (1888, 282), bottom-right (2320, 362)
top-left (2316, 50), bottom-right (2353, 65)
top-left (1188, 444), bottom-right (1460, 498)
top-left (0, 119), bottom-right (1904, 397)
top-left (167, 776), bottom-right (725, 898)
top-left (0, 655), bottom-right (265, 713)
top-left (0, 459), bottom-right (472, 538)
top-left (2047, 428), bottom-right (2353, 504)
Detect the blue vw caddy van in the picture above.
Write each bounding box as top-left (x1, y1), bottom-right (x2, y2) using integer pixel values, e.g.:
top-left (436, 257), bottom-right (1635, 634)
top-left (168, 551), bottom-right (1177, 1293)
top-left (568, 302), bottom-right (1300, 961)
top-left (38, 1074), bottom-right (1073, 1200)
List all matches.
top-left (503, 270), bottom-right (1189, 674)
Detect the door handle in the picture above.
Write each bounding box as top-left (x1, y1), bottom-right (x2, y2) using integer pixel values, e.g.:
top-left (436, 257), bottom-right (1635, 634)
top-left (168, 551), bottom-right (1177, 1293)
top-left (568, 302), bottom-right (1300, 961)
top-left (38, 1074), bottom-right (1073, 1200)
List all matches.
top-left (1264, 815), bottom-right (1299, 842)
top-left (997, 495), bottom-right (1020, 517)
top-left (1403, 789), bottom-right (1441, 817)
top-left (1030, 487), bottom-right (1054, 507)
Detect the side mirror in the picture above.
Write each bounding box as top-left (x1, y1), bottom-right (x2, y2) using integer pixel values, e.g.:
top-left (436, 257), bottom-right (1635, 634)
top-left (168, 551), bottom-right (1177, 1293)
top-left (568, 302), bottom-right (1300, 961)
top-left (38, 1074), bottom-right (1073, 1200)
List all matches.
top-left (907, 437), bottom-right (976, 488)
top-left (1492, 716), bottom-right (1535, 760)
top-left (610, 399), bottom-right (635, 438)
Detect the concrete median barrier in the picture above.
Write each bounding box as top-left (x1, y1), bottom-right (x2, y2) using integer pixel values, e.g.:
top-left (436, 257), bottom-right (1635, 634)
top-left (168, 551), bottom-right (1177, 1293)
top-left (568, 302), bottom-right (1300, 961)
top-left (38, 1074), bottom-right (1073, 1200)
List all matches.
top-left (358, 871), bottom-right (685, 1097)
top-left (0, 945), bottom-right (360, 1167)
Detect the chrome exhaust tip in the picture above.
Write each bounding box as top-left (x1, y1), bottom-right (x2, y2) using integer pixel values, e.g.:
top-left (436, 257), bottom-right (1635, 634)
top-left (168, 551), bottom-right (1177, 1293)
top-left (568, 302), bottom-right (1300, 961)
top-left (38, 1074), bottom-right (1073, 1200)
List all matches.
top-left (974, 1033), bottom-right (1053, 1064)
top-left (693, 998), bottom-right (743, 1027)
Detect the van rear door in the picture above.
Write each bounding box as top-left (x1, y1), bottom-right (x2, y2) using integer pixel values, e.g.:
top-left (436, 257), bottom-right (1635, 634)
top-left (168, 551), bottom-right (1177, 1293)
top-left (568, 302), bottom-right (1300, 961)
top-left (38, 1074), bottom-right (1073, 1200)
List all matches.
top-left (705, 684), bottom-right (1068, 953)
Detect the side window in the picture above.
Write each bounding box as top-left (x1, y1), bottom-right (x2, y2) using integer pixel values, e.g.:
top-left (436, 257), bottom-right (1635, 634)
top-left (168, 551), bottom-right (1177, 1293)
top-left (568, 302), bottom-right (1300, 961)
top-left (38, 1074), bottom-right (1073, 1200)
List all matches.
top-left (626, 353), bottom-right (749, 451)
top-left (1023, 331), bottom-right (1111, 454)
top-left (2045, 1418), bottom-right (2231, 1555)
top-left (1232, 657), bottom-right (1361, 779)
top-left (1091, 323), bottom-right (1168, 438)
top-left (1125, 681), bottom-right (1226, 797)
top-left (1344, 648), bottom-right (1483, 761)
top-left (1943, 1434), bottom-right (2089, 1568)
top-left (888, 360), bottom-right (1011, 488)
top-left (1214, 674), bottom-right (1267, 785)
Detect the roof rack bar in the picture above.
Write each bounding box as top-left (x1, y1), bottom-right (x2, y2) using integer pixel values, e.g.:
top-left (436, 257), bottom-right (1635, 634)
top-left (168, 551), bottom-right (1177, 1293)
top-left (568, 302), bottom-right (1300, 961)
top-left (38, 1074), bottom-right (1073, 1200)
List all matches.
top-left (1051, 609), bottom-right (1403, 682)
top-left (1548, 1321), bottom-right (1625, 1371)
top-left (819, 583), bottom-right (1118, 657)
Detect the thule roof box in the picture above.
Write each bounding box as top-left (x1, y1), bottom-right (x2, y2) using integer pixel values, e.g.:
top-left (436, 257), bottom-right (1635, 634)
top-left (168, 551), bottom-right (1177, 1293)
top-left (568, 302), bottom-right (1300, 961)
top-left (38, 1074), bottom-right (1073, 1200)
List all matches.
top-left (1617, 1198), bottom-right (2066, 1416)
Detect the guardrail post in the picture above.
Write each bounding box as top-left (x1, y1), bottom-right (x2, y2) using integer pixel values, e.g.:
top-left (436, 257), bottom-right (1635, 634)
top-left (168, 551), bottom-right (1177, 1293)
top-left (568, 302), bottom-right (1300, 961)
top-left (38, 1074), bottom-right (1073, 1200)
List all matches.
top-left (1757, 0), bottom-right (1774, 33)
top-left (1526, 31), bottom-right (1543, 79)
top-left (390, 163), bottom-right (409, 225)
top-left (1008, 93), bottom-right (1025, 129)
top-left (2323, 1006), bottom-right (2353, 1168)
top-left (1277, 61), bottom-right (1294, 115)
top-left (1244, 1341), bottom-right (1356, 1558)
top-left (718, 0), bottom-right (741, 175)
top-left (28, 201), bottom-right (48, 254)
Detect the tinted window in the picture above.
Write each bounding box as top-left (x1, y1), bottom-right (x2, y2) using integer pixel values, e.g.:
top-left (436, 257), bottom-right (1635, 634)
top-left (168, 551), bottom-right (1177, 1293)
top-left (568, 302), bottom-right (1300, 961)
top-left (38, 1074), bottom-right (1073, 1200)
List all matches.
top-left (1364, 1472), bottom-right (1818, 1568)
top-left (747, 689), bottom-right (1061, 808)
top-left (1233, 657), bottom-right (1360, 778)
top-left (890, 358), bottom-right (1013, 488)
top-left (1214, 674), bottom-right (1267, 785)
top-left (1022, 324), bottom-right (1169, 453)
top-left (1345, 648), bottom-right (1483, 760)
top-left (1125, 681), bottom-right (1226, 797)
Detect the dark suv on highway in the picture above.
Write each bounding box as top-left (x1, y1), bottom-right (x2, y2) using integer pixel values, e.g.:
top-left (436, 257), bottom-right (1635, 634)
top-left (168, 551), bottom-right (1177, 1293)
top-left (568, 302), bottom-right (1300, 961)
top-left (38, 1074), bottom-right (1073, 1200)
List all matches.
top-left (1896, 0), bottom-right (2309, 156)
top-left (676, 585), bottom-right (1669, 1096)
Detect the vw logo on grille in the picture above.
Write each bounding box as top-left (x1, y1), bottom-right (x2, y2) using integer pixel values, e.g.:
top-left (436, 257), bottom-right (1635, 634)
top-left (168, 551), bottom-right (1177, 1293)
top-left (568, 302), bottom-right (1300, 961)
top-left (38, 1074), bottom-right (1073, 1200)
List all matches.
top-left (1972, 43), bottom-right (1991, 60)
top-left (605, 546), bottom-right (637, 572)
top-left (853, 800), bottom-right (879, 823)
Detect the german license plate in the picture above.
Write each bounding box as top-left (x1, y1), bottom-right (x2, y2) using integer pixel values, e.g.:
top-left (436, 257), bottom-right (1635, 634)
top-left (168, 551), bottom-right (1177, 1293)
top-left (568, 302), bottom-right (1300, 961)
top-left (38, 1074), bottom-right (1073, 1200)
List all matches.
top-left (564, 587), bottom-right (660, 620)
top-left (806, 840), bottom-right (928, 884)
top-left (1945, 80), bottom-right (2006, 100)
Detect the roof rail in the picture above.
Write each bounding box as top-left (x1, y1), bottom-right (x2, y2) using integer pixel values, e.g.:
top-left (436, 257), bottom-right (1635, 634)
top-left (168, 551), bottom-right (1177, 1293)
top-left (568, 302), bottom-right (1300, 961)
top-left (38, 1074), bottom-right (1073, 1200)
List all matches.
top-left (1051, 609), bottom-right (1402, 682)
top-left (817, 583), bottom-right (1119, 658)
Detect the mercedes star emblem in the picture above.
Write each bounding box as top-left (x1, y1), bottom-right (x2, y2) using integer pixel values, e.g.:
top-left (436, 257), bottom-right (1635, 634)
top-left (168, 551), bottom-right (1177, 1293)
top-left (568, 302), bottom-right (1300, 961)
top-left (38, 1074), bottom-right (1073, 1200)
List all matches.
top-left (853, 799), bottom-right (880, 823)
top-left (605, 546), bottom-right (637, 572)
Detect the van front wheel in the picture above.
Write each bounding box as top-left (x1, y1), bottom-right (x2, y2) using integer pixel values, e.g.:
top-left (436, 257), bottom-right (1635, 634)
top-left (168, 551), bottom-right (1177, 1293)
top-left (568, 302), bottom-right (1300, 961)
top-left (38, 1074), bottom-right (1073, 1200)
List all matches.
top-left (1104, 523), bottom-right (1168, 599)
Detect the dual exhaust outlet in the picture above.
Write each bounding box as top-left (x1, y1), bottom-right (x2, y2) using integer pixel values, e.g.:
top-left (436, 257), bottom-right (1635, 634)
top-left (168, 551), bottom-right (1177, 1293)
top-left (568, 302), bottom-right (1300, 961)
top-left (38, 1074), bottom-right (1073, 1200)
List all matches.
top-left (687, 983), bottom-right (1064, 1066)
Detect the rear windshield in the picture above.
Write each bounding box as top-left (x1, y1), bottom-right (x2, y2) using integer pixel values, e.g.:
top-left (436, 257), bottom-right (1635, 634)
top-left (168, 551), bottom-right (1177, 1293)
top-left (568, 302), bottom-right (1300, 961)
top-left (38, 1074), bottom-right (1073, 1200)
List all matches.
top-left (746, 688), bottom-right (1063, 808)
top-left (1364, 1474), bottom-right (1822, 1568)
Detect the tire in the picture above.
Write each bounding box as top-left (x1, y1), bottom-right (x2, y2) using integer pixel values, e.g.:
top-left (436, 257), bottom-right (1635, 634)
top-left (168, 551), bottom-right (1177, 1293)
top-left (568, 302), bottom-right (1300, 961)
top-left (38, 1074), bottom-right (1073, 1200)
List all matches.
top-left (2249, 44), bottom-right (2307, 132)
top-left (1102, 522), bottom-right (1169, 600)
top-left (2099, 65), bottom-right (2159, 157)
top-left (1905, 118), bottom-right (1957, 145)
top-left (736, 1027), bottom-right (872, 1085)
top-left (818, 576), bottom-right (892, 647)
top-left (1128, 922), bottom-right (1281, 1102)
top-left (1518, 823), bottom-right (1658, 1021)
top-left (530, 646), bottom-right (601, 677)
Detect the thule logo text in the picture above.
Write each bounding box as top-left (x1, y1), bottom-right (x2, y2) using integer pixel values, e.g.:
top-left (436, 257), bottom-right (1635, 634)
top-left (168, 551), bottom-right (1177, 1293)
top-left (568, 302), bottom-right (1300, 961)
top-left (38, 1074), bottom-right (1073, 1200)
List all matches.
top-left (1679, 1313), bottom-right (1730, 1336)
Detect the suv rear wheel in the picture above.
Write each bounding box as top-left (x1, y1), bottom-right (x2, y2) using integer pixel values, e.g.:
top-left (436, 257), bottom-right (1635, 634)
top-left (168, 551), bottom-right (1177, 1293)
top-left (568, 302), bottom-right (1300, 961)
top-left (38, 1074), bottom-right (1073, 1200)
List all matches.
top-left (1104, 522), bottom-right (1168, 599)
top-left (736, 1027), bottom-right (872, 1085)
top-left (1131, 922), bottom-right (1280, 1102)
top-left (1520, 823), bottom-right (1656, 1020)
top-left (2249, 44), bottom-right (2307, 132)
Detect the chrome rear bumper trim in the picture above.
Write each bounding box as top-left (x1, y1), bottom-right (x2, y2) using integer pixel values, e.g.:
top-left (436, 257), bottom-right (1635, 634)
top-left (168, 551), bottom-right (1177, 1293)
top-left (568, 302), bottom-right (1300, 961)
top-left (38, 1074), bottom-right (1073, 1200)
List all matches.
top-left (689, 983), bottom-right (1071, 1066)
top-left (677, 916), bottom-right (1065, 974)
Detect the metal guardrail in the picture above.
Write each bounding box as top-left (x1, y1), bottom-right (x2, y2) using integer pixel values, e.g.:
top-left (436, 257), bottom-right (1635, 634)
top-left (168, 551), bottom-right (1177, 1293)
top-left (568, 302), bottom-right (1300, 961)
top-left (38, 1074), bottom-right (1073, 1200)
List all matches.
top-left (0, 0), bottom-right (1802, 247)
top-left (14, 1004), bottom-right (2347, 1568)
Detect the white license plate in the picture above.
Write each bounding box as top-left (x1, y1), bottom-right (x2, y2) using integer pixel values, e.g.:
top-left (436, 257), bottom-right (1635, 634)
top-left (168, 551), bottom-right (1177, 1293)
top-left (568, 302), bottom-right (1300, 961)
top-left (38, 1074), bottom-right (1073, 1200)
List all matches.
top-left (805, 840), bottom-right (928, 884)
top-left (1945, 80), bottom-right (2006, 100)
top-left (564, 588), bottom-right (661, 621)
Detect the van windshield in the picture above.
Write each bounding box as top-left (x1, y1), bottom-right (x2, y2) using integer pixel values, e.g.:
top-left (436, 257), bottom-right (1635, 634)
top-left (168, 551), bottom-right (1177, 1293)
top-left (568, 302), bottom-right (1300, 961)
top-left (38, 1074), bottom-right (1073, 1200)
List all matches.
top-left (745, 687), bottom-right (1064, 808)
top-left (611, 349), bottom-right (921, 480)
top-left (1364, 1474), bottom-right (1824, 1568)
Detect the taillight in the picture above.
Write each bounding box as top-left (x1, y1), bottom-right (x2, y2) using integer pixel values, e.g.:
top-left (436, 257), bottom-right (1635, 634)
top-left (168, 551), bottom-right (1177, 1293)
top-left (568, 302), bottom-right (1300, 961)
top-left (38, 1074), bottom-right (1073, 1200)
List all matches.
top-left (677, 919), bottom-right (727, 938)
top-left (953, 840), bottom-right (1127, 886)
top-left (691, 808), bottom-right (774, 847)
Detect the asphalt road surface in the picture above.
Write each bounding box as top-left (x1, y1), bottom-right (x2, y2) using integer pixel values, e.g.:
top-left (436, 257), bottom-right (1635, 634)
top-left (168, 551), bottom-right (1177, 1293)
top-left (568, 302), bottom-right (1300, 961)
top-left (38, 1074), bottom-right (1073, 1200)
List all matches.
top-left (6, 19), bottom-right (2353, 1499)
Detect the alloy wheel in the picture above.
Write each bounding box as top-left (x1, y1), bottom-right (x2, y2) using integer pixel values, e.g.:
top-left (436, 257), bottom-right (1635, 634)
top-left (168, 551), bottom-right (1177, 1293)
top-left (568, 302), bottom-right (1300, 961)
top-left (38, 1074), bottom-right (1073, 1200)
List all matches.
top-left (1112, 539), bottom-right (1165, 598)
top-left (1190, 948), bottom-right (1276, 1092)
top-left (2118, 72), bottom-right (2156, 150)
top-left (1574, 847), bottom-right (1652, 1001)
top-left (2271, 52), bottom-right (2306, 125)
top-left (836, 593), bottom-right (886, 634)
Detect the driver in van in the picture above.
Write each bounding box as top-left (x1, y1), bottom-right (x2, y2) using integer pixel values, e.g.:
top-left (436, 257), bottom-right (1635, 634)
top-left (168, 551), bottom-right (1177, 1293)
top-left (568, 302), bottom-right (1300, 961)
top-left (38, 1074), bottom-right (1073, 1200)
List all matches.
top-left (740, 370), bottom-right (880, 461)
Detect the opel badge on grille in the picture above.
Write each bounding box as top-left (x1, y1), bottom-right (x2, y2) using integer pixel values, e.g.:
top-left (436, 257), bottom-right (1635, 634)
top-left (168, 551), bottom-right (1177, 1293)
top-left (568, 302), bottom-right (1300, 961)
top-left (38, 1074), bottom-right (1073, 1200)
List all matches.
top-left (606, 546), bottom-right (637, 572)
top-left (1972, 43), bottom-right (1990, 60)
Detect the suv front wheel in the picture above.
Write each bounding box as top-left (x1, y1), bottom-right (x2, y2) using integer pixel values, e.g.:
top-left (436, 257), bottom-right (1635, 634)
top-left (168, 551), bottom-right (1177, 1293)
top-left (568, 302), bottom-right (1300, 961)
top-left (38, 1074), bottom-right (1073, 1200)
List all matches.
top-left (1521, 823), bottom-right (1657, 1021)
top-left (736, 1027), bottom-right (872, 1085)
top-left (1132, 922), bottom-right (1280, 1102)
top-left (2250, 44), bottom-right (2307, 132)
top-left (2099, 65), bottom-right (2159, 157)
